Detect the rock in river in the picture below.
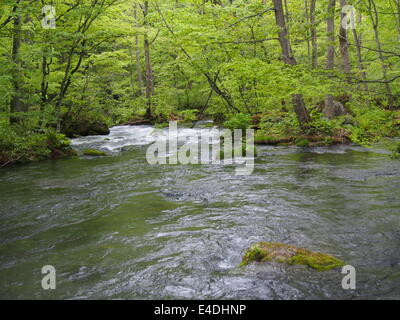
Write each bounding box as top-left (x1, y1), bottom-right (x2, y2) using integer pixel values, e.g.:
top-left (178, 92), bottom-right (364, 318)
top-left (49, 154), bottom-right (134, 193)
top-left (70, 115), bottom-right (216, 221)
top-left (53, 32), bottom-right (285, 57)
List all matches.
top-left (83, 149), bottom-right (107, 157)
top-left (240, 242), bottom-right (345, 271)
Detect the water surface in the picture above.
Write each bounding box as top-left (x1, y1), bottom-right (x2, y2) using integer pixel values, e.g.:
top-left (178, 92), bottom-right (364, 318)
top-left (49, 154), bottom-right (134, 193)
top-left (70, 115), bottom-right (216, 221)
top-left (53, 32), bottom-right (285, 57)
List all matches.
top-left (0, 125), bottom-right (399, 299)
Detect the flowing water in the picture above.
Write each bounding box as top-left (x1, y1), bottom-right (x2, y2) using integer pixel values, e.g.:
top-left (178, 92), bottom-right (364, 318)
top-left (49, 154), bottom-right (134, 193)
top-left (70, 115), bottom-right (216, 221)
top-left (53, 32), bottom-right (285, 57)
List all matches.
top-left (0, 124), bottom-right (399, 299)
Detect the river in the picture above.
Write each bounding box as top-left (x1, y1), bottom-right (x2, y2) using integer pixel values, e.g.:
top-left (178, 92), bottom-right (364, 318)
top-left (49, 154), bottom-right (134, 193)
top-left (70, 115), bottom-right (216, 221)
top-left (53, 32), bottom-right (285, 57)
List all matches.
top-left (0, 124), bottom-right (399, 299)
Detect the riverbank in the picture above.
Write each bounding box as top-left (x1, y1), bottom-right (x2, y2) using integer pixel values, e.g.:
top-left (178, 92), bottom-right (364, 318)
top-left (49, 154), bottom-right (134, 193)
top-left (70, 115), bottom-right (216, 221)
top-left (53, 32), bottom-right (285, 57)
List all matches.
top-left (0, 127), bottom-right (76, 168)
top-left (1, 121), bottom-right (399, 168)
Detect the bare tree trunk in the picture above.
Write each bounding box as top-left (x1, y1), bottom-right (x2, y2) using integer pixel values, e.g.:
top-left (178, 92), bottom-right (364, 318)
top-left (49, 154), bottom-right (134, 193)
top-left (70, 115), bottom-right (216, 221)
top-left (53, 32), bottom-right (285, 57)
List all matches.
top-left (272, 0), bottom-right (311, 127)
top-left (305, 0), bottom-right (311, 65)
top-left (352, 13), bottom-right (368, 91)
top-left (339, 0), bottom-right (351, 75)
top-left (10, 0), bottom-right (27, 123)
top-left (134, 4), bottom-right (143, 95)
top-left (324, 0), bottom-right (336, 119)
top-left (143, 1), bottom-right (154, 119)
top-left (310, 0), bottom-right (318, 68)
top-left (367, 0), bottom-right (395, 107)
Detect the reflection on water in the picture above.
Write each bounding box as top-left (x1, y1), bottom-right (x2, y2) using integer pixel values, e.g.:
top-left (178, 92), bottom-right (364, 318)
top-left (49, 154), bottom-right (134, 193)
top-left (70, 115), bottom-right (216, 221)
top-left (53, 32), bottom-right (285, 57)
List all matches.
top-left (0, 126), bottom-right (399, 299)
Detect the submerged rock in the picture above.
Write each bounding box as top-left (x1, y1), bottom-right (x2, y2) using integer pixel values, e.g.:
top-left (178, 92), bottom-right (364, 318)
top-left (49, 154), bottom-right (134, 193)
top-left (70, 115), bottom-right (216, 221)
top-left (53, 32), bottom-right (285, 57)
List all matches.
top-left (83, 149), bottom-right (107, 157)
top-left (240, 242), bottom-right (345, 271)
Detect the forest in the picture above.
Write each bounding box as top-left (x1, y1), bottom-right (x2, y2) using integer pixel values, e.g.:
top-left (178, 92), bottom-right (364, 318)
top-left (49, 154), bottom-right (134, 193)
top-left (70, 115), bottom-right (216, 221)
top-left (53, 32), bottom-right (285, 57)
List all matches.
top-left (0, 0), bottom-right (400, 301)
top-left (0, 0), bottom-right (400, 165)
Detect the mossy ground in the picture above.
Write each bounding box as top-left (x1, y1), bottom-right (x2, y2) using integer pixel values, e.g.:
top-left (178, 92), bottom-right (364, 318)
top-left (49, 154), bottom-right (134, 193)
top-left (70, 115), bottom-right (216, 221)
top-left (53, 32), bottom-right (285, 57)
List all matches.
top-left (240, 242), bottom-right (345, 271)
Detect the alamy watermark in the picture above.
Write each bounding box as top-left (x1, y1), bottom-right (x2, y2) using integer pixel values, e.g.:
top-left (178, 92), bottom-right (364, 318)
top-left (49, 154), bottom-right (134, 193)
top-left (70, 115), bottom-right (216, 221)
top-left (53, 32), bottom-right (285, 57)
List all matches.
top-left (342, 5), bottom-right (357, 30)
top-left (40, 5), bottom-right (358, 30)
top-left (42, 5), bottom-right (56, 29)
top-left (41, 265), bottom-right (56, 290)
top-left (341, 265), bottom-right (356, 290)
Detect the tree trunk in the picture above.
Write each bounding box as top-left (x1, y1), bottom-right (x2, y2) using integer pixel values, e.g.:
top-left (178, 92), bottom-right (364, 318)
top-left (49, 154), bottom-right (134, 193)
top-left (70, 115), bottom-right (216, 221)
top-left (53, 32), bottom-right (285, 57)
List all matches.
top-left (10, 0), bottom-right (27, 123)
top-left (367, 0), bottom-right (395, 108)
top-left (272, 0), bottom-right (311, 127)
top-left (352, 13), bottom-right (368, 91)
top-left (305, 0), bottom-right (311, 65)
top-left (310, 0), bottom-right (318, 68)
top-left (324, 0), bottom-right (336, 119)
top-left (339, 0), bottom-right (351, 75)
top-left (134, 4), bottom-right (143, 95)
top-left (143, 1), bottom-right (154, 119)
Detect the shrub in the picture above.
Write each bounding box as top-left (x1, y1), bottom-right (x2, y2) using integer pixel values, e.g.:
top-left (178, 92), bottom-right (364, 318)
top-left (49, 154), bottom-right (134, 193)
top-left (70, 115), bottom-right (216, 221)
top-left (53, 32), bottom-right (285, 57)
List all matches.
top-left (0, 126), bottom-right (74, 167)
top-left (223, 113), bottom-right (253, 131)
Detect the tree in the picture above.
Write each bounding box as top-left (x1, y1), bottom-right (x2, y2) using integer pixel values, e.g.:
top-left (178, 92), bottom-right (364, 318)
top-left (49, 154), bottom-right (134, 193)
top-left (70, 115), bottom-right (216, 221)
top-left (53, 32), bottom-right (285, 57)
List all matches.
top-left (272, 0), bottom-right (311, 127)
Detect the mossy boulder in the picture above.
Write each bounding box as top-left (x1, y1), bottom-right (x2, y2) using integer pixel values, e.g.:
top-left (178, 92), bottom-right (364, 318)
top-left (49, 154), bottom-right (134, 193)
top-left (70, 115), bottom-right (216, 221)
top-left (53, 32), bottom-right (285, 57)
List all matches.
top-left (83, 149), bottom-right (107, 157)
top-left (61, 116), bottom-right (110, 138)
top-left (240, 242), bottom-right (345, 271)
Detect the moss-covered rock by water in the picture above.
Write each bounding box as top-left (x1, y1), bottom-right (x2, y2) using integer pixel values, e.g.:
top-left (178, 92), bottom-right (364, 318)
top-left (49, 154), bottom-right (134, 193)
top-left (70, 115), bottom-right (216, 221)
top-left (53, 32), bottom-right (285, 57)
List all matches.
top-left (83, 149), bottom-right (107, 157)
top-left (61, 116), bottom-right (110, 138)
top-left (240, 242), bottom-right (345, 271)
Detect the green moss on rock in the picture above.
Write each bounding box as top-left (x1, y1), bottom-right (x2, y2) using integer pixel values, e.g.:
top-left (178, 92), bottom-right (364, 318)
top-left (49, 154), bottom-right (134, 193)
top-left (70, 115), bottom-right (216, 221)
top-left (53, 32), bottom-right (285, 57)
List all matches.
top-left (83, 149), bottom-right (107, 157)
top-left (240, 242), bottom-right (345, 271)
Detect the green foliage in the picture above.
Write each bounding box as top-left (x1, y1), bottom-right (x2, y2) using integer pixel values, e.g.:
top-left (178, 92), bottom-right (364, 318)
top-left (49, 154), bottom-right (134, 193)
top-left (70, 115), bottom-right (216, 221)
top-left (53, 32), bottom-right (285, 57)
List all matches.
top-left (295, 138), bottom-right (310, 148)
top-left (154, 122), bottom-right (169, 129)
top-left (223, 113), bottom-right (252, 131)
top-left (390, 142), bottom-right (400, 159)
top-left (46, 128), bottom-right (71, 150)
top-left (0, 126), bottom-right (74, 166)
top-left (178, 109), bottom-right (199, 123)
top-left (346, 106), bottom-right (396, 145)
top-left (308, 111), bottom-right (344, 136)
top-left (1, 0), bottom-right (400, 166)
top-left (259, 111), bottom-right (300, 137)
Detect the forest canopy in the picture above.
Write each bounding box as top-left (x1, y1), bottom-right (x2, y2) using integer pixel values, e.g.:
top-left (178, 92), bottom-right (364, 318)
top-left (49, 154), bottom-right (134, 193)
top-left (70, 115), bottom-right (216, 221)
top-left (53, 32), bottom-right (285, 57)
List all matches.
top-left (1, 0), bottom-right (400, 165)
